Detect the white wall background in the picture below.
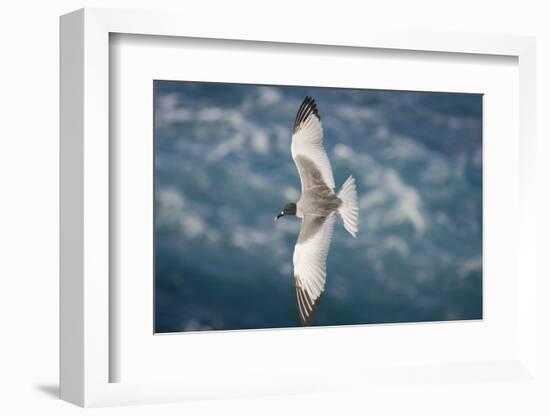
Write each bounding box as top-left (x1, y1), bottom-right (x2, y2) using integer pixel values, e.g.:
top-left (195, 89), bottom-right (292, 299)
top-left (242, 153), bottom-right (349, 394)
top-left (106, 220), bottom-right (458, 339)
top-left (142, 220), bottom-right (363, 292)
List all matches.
top-left (0, 1), bottom-right (548, 414)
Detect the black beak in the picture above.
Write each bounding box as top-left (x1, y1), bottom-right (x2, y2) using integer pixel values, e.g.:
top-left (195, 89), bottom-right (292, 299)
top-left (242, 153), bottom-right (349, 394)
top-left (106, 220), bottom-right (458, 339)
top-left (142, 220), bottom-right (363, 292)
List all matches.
top-left (275, 211), bottom-right (285, 221)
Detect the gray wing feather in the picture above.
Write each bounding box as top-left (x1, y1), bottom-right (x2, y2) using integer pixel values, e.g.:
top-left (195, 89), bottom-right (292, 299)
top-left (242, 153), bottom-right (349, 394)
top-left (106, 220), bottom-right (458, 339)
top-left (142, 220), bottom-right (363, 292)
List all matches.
top-left (291, 97), bottom-right (335, 190)
top-left (293, 213), bottom-right (336, 325)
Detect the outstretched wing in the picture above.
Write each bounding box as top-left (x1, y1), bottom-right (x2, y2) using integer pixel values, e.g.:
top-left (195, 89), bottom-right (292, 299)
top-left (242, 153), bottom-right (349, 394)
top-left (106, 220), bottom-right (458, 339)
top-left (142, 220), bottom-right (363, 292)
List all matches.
top-left (291, 97), bottom-right (335, 191)
top-left (293, 213), bottom-right (336, 325)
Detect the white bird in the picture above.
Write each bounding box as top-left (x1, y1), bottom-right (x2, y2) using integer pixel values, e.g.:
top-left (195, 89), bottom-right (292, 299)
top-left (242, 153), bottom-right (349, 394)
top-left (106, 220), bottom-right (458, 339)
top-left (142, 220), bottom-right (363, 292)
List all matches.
top-left (275, 97), bottom-right (359, 325)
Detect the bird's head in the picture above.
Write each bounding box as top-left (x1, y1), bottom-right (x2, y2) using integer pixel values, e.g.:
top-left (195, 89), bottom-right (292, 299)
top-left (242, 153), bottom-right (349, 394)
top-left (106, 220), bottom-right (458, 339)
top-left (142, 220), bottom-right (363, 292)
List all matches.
top-left (275, 203), bottom-right (297, 220)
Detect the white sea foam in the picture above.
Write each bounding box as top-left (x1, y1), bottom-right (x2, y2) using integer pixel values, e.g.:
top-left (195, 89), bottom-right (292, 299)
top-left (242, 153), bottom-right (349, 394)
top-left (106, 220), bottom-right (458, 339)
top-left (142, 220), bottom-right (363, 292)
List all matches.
top-left (156, 188), bottom-right (185, 226)
top-left (179, 215), bottom-right (206, 238)
top-left (157, 187), bottom-right (219, 241)
top-left (334, 143), bottom-right (353, 159)
top-left (380, 135), bottom-right (426, 161)
top-left (159, 95), bottom-right (279, 159)
top-left (156, 94), bottom-right (193, 127)
top-left (382, 236), bottom-right (410, 257)
top-left (421, 157), bottom-right (451, 185)
top-left (283, 186), bottom-right (300, 201)
top-left (251, 130), bottom-right (269, 154)
top-left (256, 87), bottom-right (282, 106)
top-left (459, 257), bottom-right (482, 278)
top-left (207, 133), bottom-right (246, 161)
top-left (383, 169), bottom-right (426, 234)
top-left (354, 155), bottom-right (427, 235)
top-left (335, 105), bottom-right (377, 123)
top-left (359, 189), bottom-right (386, 210)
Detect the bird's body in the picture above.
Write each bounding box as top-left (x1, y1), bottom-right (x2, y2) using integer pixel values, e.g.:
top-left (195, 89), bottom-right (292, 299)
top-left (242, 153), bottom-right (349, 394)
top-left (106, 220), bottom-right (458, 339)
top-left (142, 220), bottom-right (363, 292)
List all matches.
top-left (276, 97), bottom-right (359, 326)
top-left (294, 155), bottom-right (341, 219)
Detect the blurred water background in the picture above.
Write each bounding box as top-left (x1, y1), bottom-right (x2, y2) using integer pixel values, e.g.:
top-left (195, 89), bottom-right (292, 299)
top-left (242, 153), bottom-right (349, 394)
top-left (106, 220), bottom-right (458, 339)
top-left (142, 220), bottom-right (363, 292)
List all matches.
top-left (154, 81), bottom-right (482, 332)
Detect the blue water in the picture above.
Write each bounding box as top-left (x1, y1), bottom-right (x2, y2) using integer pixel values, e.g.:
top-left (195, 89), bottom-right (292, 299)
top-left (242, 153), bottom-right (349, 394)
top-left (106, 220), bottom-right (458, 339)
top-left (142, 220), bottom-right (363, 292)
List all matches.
top-left (154, 81), bottom-right (483, 332)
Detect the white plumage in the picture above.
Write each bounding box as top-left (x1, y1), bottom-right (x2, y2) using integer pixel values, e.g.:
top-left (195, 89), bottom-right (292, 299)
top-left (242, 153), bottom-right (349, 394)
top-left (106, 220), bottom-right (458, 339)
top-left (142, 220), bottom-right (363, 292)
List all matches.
top-left (283, 96), bottom-right (359, 325)
top-left (291, 106), bottom-right (335, 191)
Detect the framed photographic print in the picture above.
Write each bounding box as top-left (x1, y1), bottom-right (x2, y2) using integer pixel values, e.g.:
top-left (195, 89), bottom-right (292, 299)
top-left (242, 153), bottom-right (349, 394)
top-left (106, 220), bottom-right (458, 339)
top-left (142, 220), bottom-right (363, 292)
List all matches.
top-left (60, 8), bottom-right (538, 407)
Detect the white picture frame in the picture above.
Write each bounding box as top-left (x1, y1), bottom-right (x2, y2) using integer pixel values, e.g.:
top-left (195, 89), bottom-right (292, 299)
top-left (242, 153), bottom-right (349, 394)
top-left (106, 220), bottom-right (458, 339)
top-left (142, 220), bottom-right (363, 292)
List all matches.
top-left (60, 7), bottom-right (537, 407)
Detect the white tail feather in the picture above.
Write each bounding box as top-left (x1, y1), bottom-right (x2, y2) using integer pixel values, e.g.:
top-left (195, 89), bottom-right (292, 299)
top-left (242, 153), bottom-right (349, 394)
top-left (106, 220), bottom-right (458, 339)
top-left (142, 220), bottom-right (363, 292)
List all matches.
top-left (337, 175), bottom-right (359, 237)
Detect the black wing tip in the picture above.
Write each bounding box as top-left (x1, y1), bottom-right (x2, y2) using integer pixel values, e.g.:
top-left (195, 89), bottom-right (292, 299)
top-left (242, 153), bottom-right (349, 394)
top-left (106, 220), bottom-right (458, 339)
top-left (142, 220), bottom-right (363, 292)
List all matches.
top-left (293, 96), bottom-right (321, 134)
top-left (295, 281), bottom-right (322, 326)
top-left (302, 96), bottom-right (320, 117)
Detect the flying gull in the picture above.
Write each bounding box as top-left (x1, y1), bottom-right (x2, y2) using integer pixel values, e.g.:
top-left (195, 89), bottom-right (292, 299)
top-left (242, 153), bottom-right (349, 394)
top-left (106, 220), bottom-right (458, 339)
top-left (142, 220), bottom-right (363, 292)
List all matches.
top-left (275, 96), bottom-right (359, 326)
